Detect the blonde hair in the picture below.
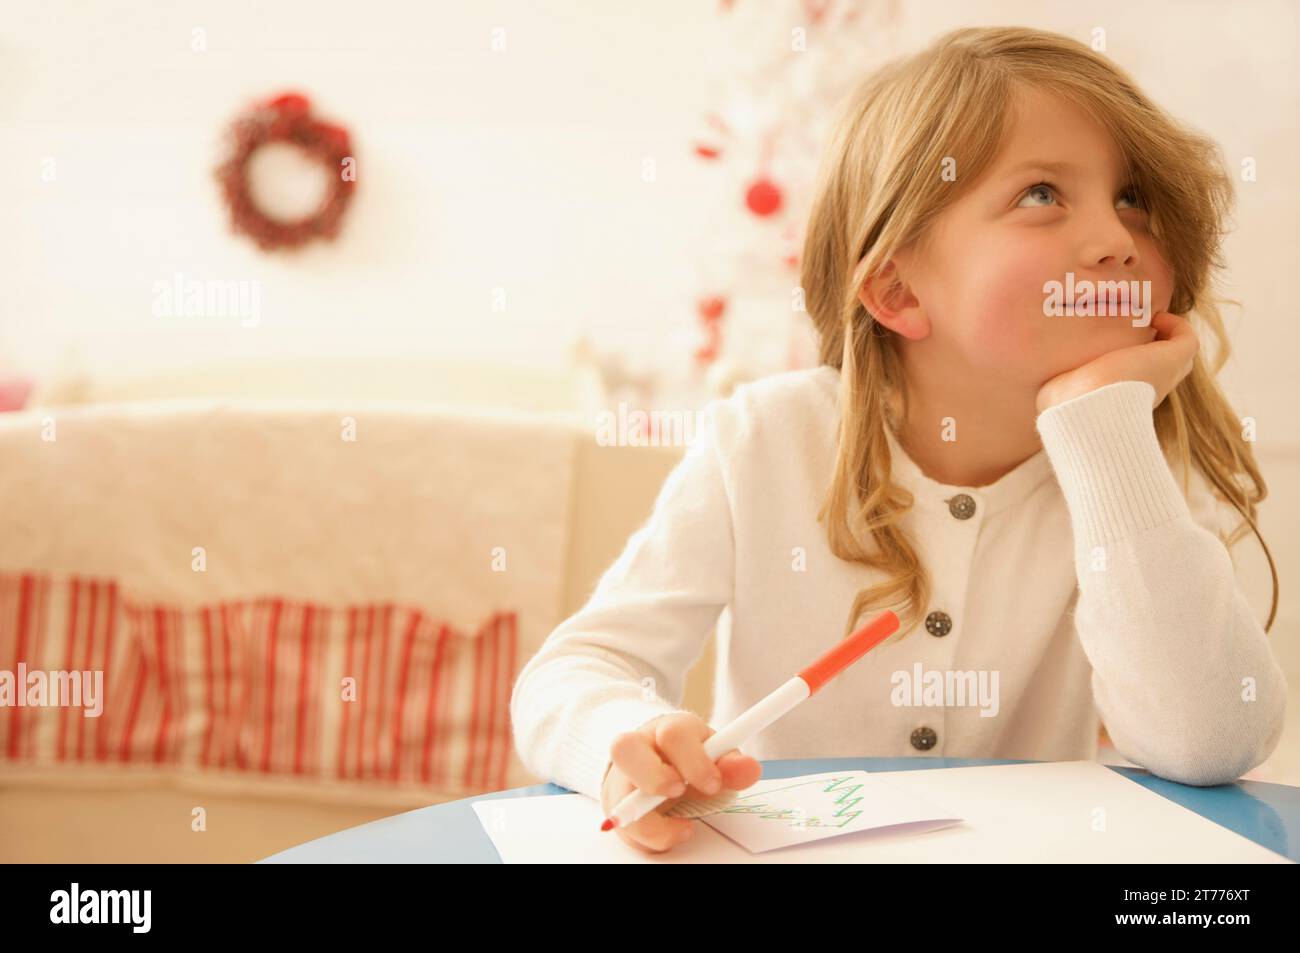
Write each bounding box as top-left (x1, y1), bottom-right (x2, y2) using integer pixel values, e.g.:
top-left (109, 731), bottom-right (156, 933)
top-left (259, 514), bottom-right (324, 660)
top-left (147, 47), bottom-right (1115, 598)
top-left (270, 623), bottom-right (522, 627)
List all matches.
top-left (801, 26), bottom-right (1279, 641)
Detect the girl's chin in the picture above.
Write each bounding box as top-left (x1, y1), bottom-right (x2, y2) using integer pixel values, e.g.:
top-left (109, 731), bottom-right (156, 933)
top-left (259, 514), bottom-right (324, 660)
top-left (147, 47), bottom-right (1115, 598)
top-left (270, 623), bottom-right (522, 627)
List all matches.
top-left (1060, 326), bottom-right (1152, 356)
top-left (1035, 333), bottom-right (1144, 379)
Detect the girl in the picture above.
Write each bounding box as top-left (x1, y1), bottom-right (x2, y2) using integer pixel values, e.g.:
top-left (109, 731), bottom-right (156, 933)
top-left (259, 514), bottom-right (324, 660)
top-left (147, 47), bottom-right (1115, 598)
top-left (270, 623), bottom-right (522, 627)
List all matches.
top-left (511, 26), bottom-right (1286, 855)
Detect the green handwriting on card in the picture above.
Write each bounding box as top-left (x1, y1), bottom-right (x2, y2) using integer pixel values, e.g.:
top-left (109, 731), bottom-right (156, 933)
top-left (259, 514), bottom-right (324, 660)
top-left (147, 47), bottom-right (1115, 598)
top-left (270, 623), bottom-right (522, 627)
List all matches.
top-left (718, 776), bottom-right (865, 829)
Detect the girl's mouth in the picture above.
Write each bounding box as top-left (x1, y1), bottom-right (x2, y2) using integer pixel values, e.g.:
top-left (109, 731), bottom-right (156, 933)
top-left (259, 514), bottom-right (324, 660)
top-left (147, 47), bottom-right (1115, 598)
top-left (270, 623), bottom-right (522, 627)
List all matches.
top-left (1065, 288), bottom-right (1132, 314)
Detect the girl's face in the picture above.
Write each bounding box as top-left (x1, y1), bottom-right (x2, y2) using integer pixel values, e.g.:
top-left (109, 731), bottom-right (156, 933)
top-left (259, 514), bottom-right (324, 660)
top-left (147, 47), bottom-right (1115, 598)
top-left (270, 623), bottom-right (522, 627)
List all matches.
top-left (890, 86), bottom-right (1175, 389)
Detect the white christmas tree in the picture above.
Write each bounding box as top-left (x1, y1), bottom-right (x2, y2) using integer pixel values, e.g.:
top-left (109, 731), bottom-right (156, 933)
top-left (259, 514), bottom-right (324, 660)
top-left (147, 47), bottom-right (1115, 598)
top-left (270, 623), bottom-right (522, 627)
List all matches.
top-left (685, 0), bottom-right (902, 395)
top-left (573, 0), bottom-right (902, 442)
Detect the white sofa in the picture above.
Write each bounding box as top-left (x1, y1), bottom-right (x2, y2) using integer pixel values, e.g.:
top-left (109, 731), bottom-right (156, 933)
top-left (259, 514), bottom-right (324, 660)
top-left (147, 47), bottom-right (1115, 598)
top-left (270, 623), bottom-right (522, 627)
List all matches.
top-left (0, 360), bottom-right (715, 862)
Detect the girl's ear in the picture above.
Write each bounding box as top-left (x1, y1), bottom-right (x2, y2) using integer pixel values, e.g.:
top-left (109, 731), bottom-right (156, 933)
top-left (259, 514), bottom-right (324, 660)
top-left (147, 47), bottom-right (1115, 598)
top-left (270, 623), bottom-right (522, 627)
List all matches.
top-left (857, 258), bottom-right (931, 341)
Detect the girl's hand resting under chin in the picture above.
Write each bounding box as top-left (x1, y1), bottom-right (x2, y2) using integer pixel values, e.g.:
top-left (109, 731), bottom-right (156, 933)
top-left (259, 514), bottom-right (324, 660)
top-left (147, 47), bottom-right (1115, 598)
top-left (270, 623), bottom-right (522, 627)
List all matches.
top-left (1036, 310), bottom-right (1200, 414)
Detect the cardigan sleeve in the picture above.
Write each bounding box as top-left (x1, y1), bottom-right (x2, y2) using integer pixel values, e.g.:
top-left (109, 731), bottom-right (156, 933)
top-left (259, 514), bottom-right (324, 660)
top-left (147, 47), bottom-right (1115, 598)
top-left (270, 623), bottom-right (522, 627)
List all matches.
top-left (1035, 380), bottom-right (1287, 786)
top-left (509, 399), bottom-right (738, 802)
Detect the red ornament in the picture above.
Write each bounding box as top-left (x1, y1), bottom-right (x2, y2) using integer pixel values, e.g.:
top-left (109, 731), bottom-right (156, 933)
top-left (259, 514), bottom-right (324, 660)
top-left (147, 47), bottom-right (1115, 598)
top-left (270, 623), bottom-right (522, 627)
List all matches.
top-left (744, 176), bottom-right (783, 217)
top-left (697, 296), bottom-right (727, 322)
top-left (695, 295), bottom-right (728, 364)
top-left (215, 91), bottom-right (357, 251)
top-left (801, 0), bottom-right (833, 24)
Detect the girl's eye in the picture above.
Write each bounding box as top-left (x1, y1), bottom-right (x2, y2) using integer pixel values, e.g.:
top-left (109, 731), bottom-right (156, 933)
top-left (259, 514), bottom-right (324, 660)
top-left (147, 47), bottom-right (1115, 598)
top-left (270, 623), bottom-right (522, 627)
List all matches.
top-left (1017, 181), bottom-right (1057, 208)
top-left (1117, 186), bottom-right (1143, 210)
top-left (1017, 180), bottom-right (1146, 211)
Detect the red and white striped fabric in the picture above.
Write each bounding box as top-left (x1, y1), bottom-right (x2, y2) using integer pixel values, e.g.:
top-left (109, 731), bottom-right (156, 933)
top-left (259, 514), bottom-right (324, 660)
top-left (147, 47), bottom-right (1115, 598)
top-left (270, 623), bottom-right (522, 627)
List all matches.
top-left (0, 400), bottom-right (580, 803)
top-left (0, 571), bottom-right (519, 796)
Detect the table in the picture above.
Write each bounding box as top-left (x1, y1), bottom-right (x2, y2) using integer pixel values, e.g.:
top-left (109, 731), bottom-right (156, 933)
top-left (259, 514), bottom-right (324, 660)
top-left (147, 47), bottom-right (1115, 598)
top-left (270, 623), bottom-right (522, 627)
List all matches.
top-left (260, 757), bottom-right (1300, 863)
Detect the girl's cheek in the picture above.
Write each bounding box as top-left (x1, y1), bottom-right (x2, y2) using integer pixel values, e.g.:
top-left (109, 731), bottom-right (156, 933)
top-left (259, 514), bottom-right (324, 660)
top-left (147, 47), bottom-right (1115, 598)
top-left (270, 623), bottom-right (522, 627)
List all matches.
top-left (959, 301), bottom-right (1045, 371)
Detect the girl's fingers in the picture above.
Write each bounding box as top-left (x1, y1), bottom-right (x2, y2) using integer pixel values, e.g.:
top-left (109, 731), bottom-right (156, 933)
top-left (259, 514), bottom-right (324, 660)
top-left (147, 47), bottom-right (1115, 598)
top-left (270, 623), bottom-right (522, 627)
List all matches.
top-left (618, 751), bottom-right (758, 853)
top-left (716, 750), bottom-right (763, 790)
top-left (607, 715), bottom-right (758, 854)
top-left (609, 732), bottom-right (685, 800)
top-left (1157, 313), bottom-right (1199, 368)
top-left (622, 811), bottom-right (694, 853)
top-left (1149, 310), bottom-right (1178, 339)
top-left (1169, 313), bottom-right (1198, 350)
top-left (654, 718), bottom-right (723, 794)
top-left (1152, 311), bottom-right (1196, 347)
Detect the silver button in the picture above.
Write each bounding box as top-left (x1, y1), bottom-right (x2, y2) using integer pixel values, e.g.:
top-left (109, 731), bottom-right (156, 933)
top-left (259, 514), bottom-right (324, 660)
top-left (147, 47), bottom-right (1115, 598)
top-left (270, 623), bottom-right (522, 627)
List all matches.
top-left (911, 726), bottom-right (937, 751)
top-left (925, 610), bottom-right (952, 637)
top-left (947, 493), bottom-right (976, 519)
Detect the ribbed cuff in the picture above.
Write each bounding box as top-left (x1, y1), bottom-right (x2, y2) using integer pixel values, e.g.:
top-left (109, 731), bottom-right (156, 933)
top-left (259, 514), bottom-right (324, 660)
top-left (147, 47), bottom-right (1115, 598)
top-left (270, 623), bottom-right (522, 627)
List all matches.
top-left (554, 696), bottom-right (690, 804)
top-left (1035, 380), bottom-right (1189, 550)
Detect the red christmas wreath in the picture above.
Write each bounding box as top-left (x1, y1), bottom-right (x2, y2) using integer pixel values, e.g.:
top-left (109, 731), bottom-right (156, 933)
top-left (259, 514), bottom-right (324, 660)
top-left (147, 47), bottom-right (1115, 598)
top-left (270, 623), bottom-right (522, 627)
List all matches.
top-left (215, 92), bottom-right (356, 251)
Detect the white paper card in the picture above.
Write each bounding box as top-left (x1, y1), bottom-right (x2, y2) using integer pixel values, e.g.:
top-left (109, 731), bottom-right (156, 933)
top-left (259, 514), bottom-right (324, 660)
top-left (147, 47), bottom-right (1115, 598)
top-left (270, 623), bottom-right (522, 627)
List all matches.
top-left (699, 771), bottom-right (961, 852)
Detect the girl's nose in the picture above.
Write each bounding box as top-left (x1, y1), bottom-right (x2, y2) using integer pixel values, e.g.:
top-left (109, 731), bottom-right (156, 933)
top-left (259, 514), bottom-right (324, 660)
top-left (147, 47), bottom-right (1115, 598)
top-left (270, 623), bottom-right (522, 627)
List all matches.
top-left (1080, 210), bottom-right (1140, 270)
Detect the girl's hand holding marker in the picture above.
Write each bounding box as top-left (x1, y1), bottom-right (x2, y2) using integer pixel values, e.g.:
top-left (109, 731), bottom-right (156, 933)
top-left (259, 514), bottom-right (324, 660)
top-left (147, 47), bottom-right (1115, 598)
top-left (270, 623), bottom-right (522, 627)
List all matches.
top-left (600, 610), bottom-right (900, 855)
top-left (600, 713), bottom-right (763, 854)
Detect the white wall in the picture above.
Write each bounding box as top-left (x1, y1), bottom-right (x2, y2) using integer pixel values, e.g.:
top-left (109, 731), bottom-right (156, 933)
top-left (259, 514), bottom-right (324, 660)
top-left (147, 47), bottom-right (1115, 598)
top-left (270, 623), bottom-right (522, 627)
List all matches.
top-left (2, 1), bottom-right (1295, 425)
top-left (0, 0), bottom-right (738, 378)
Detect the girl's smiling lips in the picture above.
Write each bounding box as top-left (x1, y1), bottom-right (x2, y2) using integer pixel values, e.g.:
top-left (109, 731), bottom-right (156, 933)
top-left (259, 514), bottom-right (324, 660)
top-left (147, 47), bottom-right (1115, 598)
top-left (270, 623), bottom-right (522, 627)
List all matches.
top-left (1057, 281), bottom-right (1136, 313)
